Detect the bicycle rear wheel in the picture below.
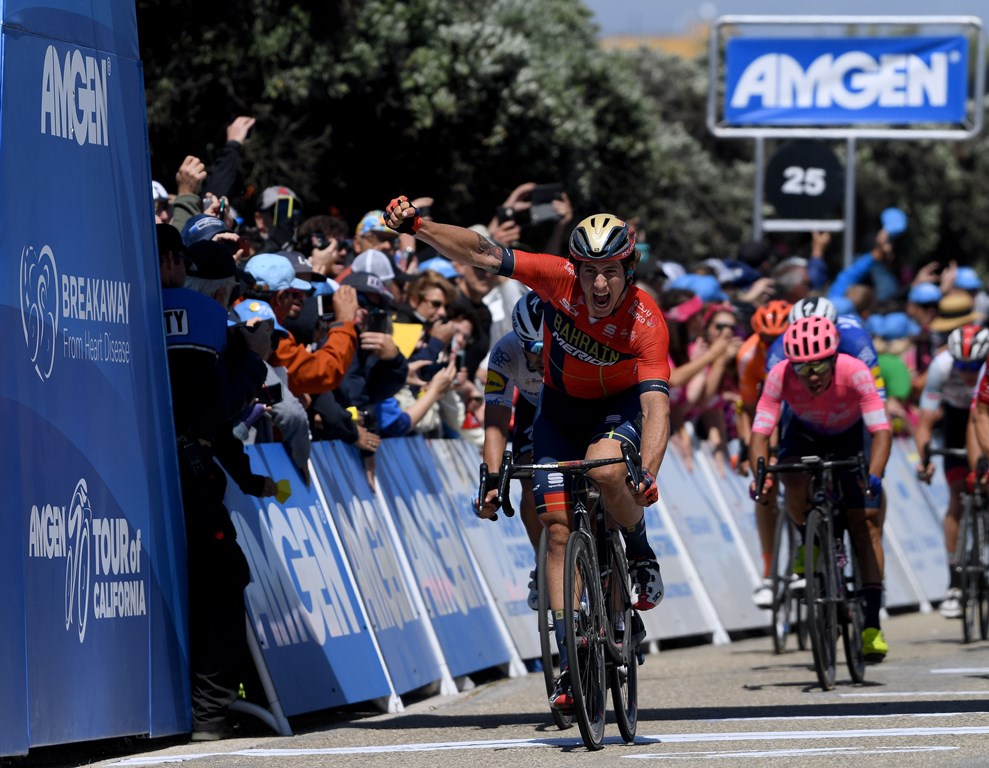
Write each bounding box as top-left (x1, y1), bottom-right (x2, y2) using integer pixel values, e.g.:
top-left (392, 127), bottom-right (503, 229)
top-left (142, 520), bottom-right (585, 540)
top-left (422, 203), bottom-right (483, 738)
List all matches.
top-left (960, 503), bottom-right (979, 644)
top-left (805, 508), bottom-right (838, 690)
top-left (564, 532), bottom-right (606, 751)
top-left (538, 529), bottom-right (573, 730)
top-left (770, 507), bottom-right (795, 654)
top-left (605, 533), bottom-right (638, 744)
top-left (978, 508), bottom-right (989, 641)
top-left (840, 533), bottom-right (866, 683)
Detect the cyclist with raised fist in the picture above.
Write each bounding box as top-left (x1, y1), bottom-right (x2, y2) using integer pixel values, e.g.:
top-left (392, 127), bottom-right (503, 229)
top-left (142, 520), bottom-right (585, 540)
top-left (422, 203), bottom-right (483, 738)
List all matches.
top-left (384, 196), bottom-right (671, 711)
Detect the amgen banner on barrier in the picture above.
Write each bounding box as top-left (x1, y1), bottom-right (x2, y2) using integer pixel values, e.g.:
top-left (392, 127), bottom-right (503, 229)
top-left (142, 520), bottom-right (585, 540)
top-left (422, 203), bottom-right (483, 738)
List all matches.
top-left (725, 36), bottom-right (969, 126)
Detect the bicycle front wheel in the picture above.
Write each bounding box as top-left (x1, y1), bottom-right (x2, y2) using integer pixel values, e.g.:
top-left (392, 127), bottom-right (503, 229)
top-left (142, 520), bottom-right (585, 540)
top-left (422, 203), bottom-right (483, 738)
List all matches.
top-left (960, 501), bottom-right (979, 644)
top-left (805, 508), bottom-right (838, 690)
top-left (770, 507), bottom-right (795, 654)
top-left (605, 533), bottom-right (638, 744)
top-left (564, 532), bottom-right (607, 751)
top-left (840, 533), bottom-right (866, 684)
top-left (978, 507), bottom-right (989, 641)
top-left (538, 529), bottom-right (573, 730)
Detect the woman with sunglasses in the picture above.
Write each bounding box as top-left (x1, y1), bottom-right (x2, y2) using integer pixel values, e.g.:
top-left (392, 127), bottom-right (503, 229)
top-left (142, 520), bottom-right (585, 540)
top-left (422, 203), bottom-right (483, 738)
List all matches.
top-left (749, 316), bottom-right (892, 662)
top-left (914, 322), bottom-right (989, 619)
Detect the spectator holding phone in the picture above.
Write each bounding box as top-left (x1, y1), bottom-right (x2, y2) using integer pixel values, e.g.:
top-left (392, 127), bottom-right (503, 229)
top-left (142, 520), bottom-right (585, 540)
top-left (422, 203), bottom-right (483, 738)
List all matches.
top-left (244, 252), bottom-right (359, 398)
top-left (254, 185), bottom-right (303, 253)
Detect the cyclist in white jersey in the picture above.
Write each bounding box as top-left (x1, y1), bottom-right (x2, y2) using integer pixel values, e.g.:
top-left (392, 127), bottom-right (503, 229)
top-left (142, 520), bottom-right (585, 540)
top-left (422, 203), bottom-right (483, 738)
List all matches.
top-left (480, 293), bottom-right (546, 607)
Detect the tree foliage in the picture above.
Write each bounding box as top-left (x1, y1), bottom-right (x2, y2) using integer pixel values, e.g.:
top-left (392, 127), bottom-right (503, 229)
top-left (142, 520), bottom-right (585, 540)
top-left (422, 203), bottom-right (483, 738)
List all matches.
top-left (138, 0), bottom-right (989, 268)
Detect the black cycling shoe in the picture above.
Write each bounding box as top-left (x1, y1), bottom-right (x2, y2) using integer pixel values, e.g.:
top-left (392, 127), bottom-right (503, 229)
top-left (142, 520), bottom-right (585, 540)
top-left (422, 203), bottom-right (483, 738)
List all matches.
top-left (549, 670), bottom-right (574, 713)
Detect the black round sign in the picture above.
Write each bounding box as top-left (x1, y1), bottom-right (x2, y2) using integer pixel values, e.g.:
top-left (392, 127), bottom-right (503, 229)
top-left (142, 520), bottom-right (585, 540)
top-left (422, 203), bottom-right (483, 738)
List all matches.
top-left (765, 140), bottom-right (843, 219)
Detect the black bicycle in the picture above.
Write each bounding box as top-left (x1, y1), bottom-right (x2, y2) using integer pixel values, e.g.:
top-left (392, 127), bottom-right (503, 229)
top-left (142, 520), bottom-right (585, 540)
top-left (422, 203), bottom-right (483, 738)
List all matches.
top-left (481, 443), bottom-right (644, 750)
top-left (756, 453), bottom-right (871, 690)
top-left (923, 446), bottom-right (989, 643)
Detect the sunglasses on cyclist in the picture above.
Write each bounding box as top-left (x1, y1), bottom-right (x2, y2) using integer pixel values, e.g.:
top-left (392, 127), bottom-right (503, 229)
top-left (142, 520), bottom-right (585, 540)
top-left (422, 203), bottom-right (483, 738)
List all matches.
top-left (953, 359), bottom-right (983, 373)
top-left (792, 357), bottom-right (836, 377)
top-left (525, 340), bottom-right (544, 355)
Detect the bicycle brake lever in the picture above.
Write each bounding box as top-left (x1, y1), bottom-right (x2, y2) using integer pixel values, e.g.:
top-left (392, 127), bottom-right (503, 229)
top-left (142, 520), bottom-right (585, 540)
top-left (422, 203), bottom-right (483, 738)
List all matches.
top-left (497, 450), bottom-right (515, 517)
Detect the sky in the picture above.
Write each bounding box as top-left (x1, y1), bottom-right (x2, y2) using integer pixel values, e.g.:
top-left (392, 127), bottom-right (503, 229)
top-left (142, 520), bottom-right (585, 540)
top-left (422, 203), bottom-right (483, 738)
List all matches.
top-left (582, 1), bottom-right (989, 36)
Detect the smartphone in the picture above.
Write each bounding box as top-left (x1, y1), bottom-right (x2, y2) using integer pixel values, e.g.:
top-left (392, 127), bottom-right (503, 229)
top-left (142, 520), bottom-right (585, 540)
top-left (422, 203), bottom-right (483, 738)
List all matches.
top-left (258, 382), bottom-right (282, 405)
top-left (316, 294), bottom-right (334, 319)
top-left (455, 349), bottom-right (466, 369)
top-left (273, 195), bottom-right (298, 226)
top-left (419, 362), bottom-right (444, 382)
top-left (363, 309), bottom-right (389, 334)
top-left (529, 183), bottom-right (564, 227)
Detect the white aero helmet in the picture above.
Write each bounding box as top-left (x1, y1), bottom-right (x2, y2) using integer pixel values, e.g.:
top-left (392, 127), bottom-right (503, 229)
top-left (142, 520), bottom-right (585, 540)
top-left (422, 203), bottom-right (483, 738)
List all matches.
top-left (512, 292), bottom-right (544, 352)
top-left (788, 296), bottom-right (837, 324)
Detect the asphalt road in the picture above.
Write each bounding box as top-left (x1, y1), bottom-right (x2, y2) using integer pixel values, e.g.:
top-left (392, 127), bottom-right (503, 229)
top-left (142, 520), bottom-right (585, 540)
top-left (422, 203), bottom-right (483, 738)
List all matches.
top-left (21, 609), bottom-right (989, 768)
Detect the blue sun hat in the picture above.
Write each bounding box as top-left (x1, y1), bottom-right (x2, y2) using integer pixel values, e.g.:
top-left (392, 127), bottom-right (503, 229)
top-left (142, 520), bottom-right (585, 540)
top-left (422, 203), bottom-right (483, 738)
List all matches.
top-left (954, 266), bottom-right (983, 292)
top-left (669, 273), bottom-right (727, 303)
top-left (233, 299), bottom-right (288, 336)
top-left (880, 207), bottom-right (908, 239)
top-left (907, 282), bottom-right (941, 305)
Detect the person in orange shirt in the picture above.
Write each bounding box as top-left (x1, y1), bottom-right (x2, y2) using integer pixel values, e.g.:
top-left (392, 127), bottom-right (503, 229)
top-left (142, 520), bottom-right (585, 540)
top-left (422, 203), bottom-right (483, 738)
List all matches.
top-left (245, 252), bottom-right (360, 398)
top-left (735, 300), bottom-right (792, 609)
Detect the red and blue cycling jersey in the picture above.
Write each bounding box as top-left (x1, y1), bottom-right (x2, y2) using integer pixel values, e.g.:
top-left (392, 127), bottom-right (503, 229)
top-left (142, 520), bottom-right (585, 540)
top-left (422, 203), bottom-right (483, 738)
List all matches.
top-left (496, 249), bottom-right (671, 399)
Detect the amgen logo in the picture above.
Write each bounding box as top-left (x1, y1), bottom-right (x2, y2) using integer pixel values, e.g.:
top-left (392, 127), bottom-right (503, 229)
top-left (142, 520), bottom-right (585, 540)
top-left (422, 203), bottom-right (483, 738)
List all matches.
top-left (730, 51), bottom-right (950, 111)
top-left (20, 245), bottom-right (59, 382)
top-left (40, 45), bottom-right (110, 147)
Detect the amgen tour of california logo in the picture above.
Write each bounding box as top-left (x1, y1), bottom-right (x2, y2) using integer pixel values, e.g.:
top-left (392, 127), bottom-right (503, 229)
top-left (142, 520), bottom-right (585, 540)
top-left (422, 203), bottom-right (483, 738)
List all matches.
top-left (20, 244), bottom-right (59, 381)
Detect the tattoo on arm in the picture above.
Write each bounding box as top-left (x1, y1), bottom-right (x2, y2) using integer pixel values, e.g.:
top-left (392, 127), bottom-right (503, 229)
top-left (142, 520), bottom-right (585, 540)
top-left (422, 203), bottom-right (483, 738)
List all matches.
top-left (476, 235), bottom-right (503, 272)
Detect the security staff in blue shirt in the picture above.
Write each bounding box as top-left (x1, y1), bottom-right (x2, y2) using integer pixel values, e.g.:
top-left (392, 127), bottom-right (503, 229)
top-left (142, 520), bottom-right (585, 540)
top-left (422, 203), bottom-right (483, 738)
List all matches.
top-left (161, 238), bottom-right (276, 740)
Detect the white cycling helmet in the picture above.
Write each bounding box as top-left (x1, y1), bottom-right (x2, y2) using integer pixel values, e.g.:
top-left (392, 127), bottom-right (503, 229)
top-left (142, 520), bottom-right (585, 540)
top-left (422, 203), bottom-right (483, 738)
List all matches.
top-left (947, 323), bottom-right (989, 363)
top-left (788, 297), bottom-right (838, 324)
top-left (512, 292), bottom-right (544, 351)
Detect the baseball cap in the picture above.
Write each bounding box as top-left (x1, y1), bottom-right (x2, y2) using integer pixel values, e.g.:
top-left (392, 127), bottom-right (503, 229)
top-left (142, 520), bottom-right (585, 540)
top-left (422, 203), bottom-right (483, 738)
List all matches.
top-left (181, 213), bottom-right (230, 247)
top-left (907, 282), bottom-right (942, 305)
top-left (351, 249), bottom-right (396, 283)
top-left (955, 266), bottom-right (983, 292)
top-left (342, 272), bottom-right (396, 307)
top-left (151, 180), bottom-right (169, 201)
top-left (669, 274), bottom-right (727, 303)
top-left (244, 253), bottom-right (313, 292)
top-left (185, 241), bottom-right (236, 280)
top-left (260, 185), bottom-right (301, 211)
top-left (880, 207), bottom-right (908, 239)
top-left (418, 256), bottom-right (461, 281)
top-left (280, 249), bottom-right (327, 282)
top-left (233, 299), bottom-right (288, 336)
top-left (355, 210), bottom-right (398, 239)
top-left (699, 258), bottom-right (732, 284)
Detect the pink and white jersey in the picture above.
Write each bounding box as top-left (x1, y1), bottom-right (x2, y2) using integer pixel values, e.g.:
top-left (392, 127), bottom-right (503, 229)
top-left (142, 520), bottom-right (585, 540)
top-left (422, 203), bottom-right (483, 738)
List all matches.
top-left (753, 353), bottom-right (889, 437)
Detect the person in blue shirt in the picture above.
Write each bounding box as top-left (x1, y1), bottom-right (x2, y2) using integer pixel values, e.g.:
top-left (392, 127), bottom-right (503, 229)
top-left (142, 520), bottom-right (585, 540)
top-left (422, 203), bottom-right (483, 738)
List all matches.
top-left (828, 208), bottom-right (908, 306)
top-left (767, 297), bottom-right (885, 401)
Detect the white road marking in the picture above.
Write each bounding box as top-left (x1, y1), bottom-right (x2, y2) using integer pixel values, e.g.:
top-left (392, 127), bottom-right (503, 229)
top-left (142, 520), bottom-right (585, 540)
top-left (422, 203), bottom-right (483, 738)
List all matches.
top-left (839, 690), bottom-right (988, 698)
top-left (624, 745), bottom-right (958, 760)
top-left (930, 667), bottom-right (989, 675)
top-left (111, 725), bottom-right (989, 765)
top-left (697, 711), bottom-right (974, 724)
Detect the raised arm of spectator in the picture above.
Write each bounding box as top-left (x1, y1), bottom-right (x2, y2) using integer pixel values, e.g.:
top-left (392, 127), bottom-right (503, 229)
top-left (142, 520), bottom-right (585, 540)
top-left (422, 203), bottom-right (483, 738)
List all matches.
top-left (204, 116), bottom-right (256, 201)
top-left (808, 231), bottom-right (831, 290)
top-left (171, 155), bottom-right (207, 232)
top-left (827, 251), bottom-right (874, 301)
top-left (542, 192), bottom-right (574, 257)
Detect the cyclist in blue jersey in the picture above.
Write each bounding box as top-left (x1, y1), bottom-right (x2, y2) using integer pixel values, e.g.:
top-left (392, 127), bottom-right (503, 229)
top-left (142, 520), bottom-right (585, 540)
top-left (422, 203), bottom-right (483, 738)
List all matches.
top-left (766, 298), bottom-right (886, 401)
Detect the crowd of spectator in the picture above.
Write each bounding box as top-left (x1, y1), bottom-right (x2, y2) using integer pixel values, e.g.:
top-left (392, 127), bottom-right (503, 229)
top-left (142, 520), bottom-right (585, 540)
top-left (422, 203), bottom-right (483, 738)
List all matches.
top-left (155, 116), bottom-right (989, 491)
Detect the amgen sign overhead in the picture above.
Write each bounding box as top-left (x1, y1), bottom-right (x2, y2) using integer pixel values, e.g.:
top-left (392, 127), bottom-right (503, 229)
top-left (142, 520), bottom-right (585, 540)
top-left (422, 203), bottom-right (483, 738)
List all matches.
top-left (725, 36), bottom-right (969, 126)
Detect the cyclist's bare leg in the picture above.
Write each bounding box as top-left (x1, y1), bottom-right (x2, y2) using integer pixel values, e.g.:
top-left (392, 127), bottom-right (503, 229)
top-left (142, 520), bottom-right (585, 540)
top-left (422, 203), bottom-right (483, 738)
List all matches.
top-left (943, 475), bottom-right (966, 560)
top-left (585, 437), bottom-right (641, 528)
top-left (540, 506), bottom-right (571, 612)
top-left (755, 482), bottom-right (780, 577)
top-left (520, 479), bottom-right (542, 554)
top-left (783, 472), bottom-right (811, 526)
top-left (846, 503), bottom-right (885, 586)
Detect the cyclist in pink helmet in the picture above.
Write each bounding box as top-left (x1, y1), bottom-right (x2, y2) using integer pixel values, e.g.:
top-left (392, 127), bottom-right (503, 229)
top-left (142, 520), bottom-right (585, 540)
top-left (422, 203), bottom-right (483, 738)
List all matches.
top-left (750, 316), bottom-right (892, 662)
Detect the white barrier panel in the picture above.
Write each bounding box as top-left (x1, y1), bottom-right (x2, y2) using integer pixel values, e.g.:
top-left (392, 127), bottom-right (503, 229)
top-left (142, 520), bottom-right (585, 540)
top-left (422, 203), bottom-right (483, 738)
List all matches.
top-left (884, 439), bottom-right (949, 604)
top-left (657, 448), bottom-right (767, 632)
top-left (427, 439), bottom-right (540, 661)
top-left (699, 448), bottom-right (765, 570)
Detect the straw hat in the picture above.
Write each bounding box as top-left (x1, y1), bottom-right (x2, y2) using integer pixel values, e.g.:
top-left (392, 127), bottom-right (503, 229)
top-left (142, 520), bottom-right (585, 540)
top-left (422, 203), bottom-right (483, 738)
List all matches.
top-left (930, 291), bottom-right (981, 333)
